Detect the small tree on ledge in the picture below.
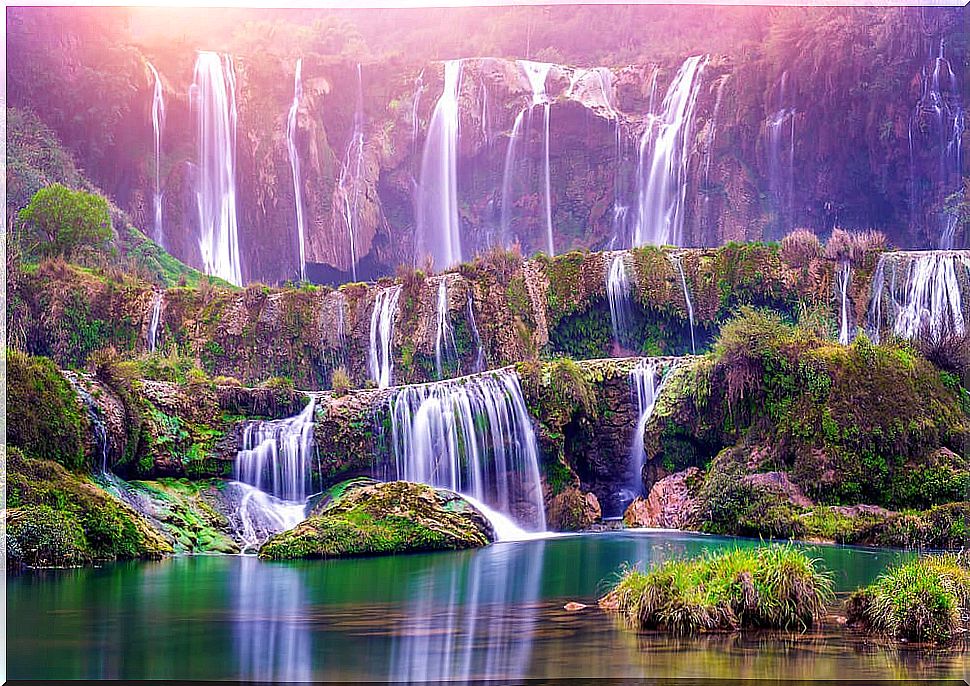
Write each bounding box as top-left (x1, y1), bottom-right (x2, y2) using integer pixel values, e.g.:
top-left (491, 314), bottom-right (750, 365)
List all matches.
top-left (18, 183), bottom-right (112, 259)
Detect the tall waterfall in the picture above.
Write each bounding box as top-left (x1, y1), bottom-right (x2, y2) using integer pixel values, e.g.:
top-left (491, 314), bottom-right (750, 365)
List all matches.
top-left (369, 285), bottom-right (402, 389)
top-left (416, 59), bottom-right (463, 270)
top-left (836, 261), bottom-right (854, 345)
top-left (519, 60), bottom-right (556, 257)
top-left (146, 291), bottom-right (163, 353)
top-left (670, 255), bottom-right (696, 353)
top-left (336, 64), bottom-right (365, 281)
top-left (633, 55), bottom-right (707, 248)
top-left (606, 253), bottom-right (633, 348)
top-left (191, 51), bottom-right (242, 286)
top-left (434, 278), bottom-right (458, 379)
top-left (910, 40), bottom-right (965, 249)
top-left (499, 108), bottom-right (527, 248)
top-left (235, 398), bottom-right (317, 502)
top-left (285, 58), bottom-right (307, 282)
top-left (765, 71), bottom-right (796, 239)
top-left (625, 360), bottom-right (672, 509)
top-left (387, 369), bottom-right (546, 531)
top-left (147, 61), bottom-right (165, 246)
top-left (867, 251), bottom-right (970, 344)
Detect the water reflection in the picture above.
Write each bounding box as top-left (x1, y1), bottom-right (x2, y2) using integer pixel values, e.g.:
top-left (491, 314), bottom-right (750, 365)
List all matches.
top-left (390, 541), bottom-right (545, 682)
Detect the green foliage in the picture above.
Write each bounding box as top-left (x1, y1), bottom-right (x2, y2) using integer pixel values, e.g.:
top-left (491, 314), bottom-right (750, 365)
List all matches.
top-left (18, 183), bottom-right (112, 259)
top-left (602, 544), bottom-right (834, 634)
top-left (331, 366), bottom-right (352, 396)
top-left (847, 554), bottom-right (970, 643)
top-left (7, 349), bottom-right (87, 469)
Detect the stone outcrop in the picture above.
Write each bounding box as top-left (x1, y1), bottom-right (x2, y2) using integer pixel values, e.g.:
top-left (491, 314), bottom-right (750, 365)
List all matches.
top-left (623, 468), bottom-right (701, 529)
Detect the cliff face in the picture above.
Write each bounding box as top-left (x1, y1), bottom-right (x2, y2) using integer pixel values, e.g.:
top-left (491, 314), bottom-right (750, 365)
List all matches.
top-left (9, 24), bottom-right (966, 285)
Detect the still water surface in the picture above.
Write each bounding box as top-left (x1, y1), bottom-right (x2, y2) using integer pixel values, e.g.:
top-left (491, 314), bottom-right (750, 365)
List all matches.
top-left (8, 531), bottom-right (968, 681)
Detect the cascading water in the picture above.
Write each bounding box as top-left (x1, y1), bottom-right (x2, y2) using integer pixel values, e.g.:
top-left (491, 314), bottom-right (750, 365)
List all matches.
top-left (336, 64), bottom-right (365, 281)
top-left (867, 251), bottom-right (970, 344)
top-left (285, 58), bottom-right (307, 282)
top-left (606, 252), bottom-right (633, 348)
top-left (235, 398), bottom-right (317, 502)
top-left (147, 61), bottom-right (165, 246)
top-left (434, 278), bottom-right (459, 379)
top-left (191, 51), bottom-right (242, 286)
top-left (416, 59), bottom-right (463, 270)
top-left (519, 60), bottom-right (556, 257)
top-left (466, 293), bottom-right (486, 374)
top-left (387, 368), bottom-right (546, 531)
top-left (765, 71), bottom-right (796, 239)
top-left (910, 40), bottom-right (965, 249)
top-left (369, 285), bottom-right (403, 389)
top-left (499, 108), bottom-right (527, 248)
top-left (69, 378), bottom-right (110, 473)
top-left (633, 55), bottom-right (707, 248)
top-left (670, 254), bottom-right (696, 353)
top-left (146, 291), bottom-right (163, 354)
top-left (621, 359), bottom-right (674, 514)
top-left (228, 482), bottom-right (307, 552)
top-left (836, 261), bottom-right (854, 345)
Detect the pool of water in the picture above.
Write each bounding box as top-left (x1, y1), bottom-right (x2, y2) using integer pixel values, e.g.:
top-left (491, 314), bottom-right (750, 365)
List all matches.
top-left (7, 531), bottom-right (968, 681)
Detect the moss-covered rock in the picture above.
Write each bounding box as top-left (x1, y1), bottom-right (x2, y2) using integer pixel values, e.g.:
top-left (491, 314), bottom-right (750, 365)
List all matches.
top-left (259, 479), bottom-right (495, 560)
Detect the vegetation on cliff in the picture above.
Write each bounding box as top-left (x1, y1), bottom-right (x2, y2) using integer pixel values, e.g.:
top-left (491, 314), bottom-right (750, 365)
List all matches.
top-left (259, 479), bottom-right (494, 560)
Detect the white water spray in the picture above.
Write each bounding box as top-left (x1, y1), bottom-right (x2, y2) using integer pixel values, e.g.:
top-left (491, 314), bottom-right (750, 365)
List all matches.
top-left (369, 285), bottom-right (403, 389)
top-left (285, 58), bottom-right (307, 282)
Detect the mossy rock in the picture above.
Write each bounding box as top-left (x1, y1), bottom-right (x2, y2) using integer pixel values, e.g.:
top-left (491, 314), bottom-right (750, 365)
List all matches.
top-left (259, 479), bottom-right (495, 560)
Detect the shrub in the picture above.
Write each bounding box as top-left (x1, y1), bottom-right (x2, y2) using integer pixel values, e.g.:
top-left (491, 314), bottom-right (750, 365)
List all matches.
top-left (824, 228), bottom-right (887, 264)
top-left (331, 366), bottom-right (352, 396)
top-left (780, 229), bottom-right (822, 269)
top-left (847, 554), bottom-right (970, 643)
top-left (600, 544), bottom-right (833, 635)
top-left (7, 505), bottom-right (88, 568)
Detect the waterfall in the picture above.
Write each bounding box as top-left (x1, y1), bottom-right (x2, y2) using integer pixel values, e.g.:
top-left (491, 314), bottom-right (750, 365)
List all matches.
top-left (765, 71), bottom-right (796, 239)
top-left (387, 368), bottom-right (546, 531)
top-left (321, 291), bottom-right (348, 372)
top-left (191, 51), bottom-right (242, 286)
top-left (466, 293), bottom-right (486, 373)
top-left (519, 60), bottom-right (555, 257)
top-left (910, 40), bottom-right (965, 249)
top-left (227, 481), bottom-right (307, 552)
top-left (369, 285), bottom-right (402, 389)
top-left (146, 291), bottom-right (163, 353)
top-left (499, 109), bottom-right (527, 248)
top-left (624, 360), bottom-right (673, 511)
top-left (235, 398), bottom-right (317, 502)
top-left (837, 261), bottom-right (854, 345)
top-left (416, 59), bottom-right (463, 270)
top-left (434, 278), bottom-right (458, 379)
top-left (411, 68), bottom-right (426, 159)
top-left (670, 254), bottom-right (696, 353)
top-left (606, 253), bottom-right (633, 348)
top-left (633, 55), bottom-right (707, 248)
top-left (69, 378), bottom-right (110, 473)
top-left (336, 63), bottom-right (365, 281)
top-left (285, 58), bottom-right (307, 282)
top-left (147, 61), bottom-right (165, 246)
top-left (867, 251), bottom-right (970, 344)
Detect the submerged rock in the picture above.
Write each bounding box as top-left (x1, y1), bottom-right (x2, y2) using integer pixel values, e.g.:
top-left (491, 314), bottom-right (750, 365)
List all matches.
top-left (258, 479), bottom-right (495, 560)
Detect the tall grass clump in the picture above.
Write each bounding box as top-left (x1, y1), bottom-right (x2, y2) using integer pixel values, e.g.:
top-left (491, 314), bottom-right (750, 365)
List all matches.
top-left (600, 544), bottom-right (833, 635)
top-left (846, 554), bottom-right (970, 643)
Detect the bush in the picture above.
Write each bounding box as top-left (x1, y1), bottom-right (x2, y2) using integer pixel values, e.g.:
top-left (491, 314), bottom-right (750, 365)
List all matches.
top-left (780, 229), bottom-right (822, 269)
top-left (847, 554), bottom-right (970, 643)
top-left (18, 183), bottom-right (112, 259)
top-left (7, 505), bottom-right (88, 567)
top-left (600, 544), bottom-right (833, 634)
top-left (331, 366), bottom-right (352, 396)
top-left (824, 228), bottom-right (887, 264)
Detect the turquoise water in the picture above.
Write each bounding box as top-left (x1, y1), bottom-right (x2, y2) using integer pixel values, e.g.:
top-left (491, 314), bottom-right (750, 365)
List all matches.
top-left (7, 531), bottom-right (967, 681)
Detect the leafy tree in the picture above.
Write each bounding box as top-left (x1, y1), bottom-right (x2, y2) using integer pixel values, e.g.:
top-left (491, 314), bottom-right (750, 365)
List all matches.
top-left (18, 184), bottom-right (113, 258)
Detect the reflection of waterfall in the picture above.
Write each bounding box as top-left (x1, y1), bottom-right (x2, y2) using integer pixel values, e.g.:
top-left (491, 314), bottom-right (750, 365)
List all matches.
top-left (234, 556), bottom-right (311, 682)
top-left (633, 55), bottom-right (707, 248)
top-left (369, 285), bottom-right (402, 389)
top-left (606, 252), bottom-right (633, 348)
top-left (146, 291), bottom-right (163, 353)
top-left (191, 51), bottom-right (242, 286)
top-left (416, 59), bottom-right (464, 270)
top-left (235, 399), bottom-right (317, 501)
top-left (147, 61), bottom-right (165, 246)
top-left (387, 368), bottom-right (546, 531)
top-left (285, 58), bottom-right (307, 282)
top-left (765, 71), bottom-right (796, 240)
top-left (836, 261), bottom-right (854, 345)
top-left (390, 541), bottom-right (544, 683)
top-left (434, 278), bottom-right (459, 379)
top-left (909, 40), bottom-right (965, 249)
top-left (670, 254), bottom-right (696, 353)
top-left (335, 64), bottom-right (365, 281)
top-left (867, 251), bottom-right (970, 344)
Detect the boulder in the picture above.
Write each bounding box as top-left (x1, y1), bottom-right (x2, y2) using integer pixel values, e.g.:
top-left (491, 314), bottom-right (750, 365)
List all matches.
top-left (742, 471), bottom-right (813, 508)
top-left (547, 487), bottom-right (602, 531)
top-left (259, 479), bottom-right (495, 560)
top-left (624, 468), bottom-right (700, 528)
